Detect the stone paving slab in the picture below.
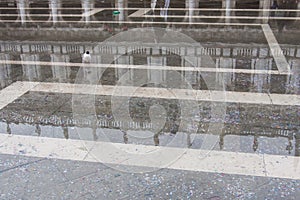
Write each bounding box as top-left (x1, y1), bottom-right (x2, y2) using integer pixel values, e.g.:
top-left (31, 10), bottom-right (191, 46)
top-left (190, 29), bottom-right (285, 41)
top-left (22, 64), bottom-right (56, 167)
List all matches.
top-left (0, 134), bottom-right (299, 180)
top-left (0, 154), bottom-right (299, 200)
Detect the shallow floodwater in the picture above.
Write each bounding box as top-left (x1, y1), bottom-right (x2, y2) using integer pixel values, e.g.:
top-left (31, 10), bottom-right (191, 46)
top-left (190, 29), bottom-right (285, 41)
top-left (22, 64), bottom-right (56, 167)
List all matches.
top-left (0, 0), bottom-right (299, 157)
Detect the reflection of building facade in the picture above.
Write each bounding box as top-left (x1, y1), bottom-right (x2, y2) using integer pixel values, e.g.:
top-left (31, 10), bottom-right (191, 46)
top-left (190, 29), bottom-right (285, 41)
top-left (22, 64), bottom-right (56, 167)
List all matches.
top-left (0, 0), bottom-right (299, 154)
top-left (0, 102), bottom-right (299, 155)
top-left (0, 0), bottom-right (299, 25)
top-left (220, 124), bottom-right (296, 153)
top-left (0, 41), bottom-right (299, 93)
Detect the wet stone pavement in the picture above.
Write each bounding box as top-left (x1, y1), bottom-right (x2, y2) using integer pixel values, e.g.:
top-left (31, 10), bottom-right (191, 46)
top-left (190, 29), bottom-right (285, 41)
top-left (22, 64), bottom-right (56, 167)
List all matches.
top-left (0, 0), bottom-right (300, 199)
top-left (1, 62), bottom-right (299, 94)
top-left (0, 91), bottom-right (299, 156)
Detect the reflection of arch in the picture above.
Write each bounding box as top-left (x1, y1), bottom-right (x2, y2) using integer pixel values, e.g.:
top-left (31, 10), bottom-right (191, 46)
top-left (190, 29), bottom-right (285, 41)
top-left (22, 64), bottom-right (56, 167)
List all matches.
top-left (28, 1), bottom-right (51, 22)
top-left (125, 90), bottom-right (182, 135)
top-left (95, 0), bottom-right (114, 8)
top-left (235, 0), bottom-right (260, 23)
top-left (61, 0), bottom-right (82, 22)
top-left (94, 0), bottom-right (114, 21)
top-left (220, 124), bottom-right (297, 154)
top-left (95, 10), bottom-right (114, 22)
top-left (109, 44), bottom-right (212, 89)
top-left (278, 0), bottom-right (298, 10)
top-left (0, 1), bottom-right (18, 22)
top-left (276, 0), bottom-right (299, 30)
top-left (1, 100), bottom-right (299, 154)
top-left (218, 102), bottom-right (299, 155)
top-left (199, 0), bottom-right (223, 23)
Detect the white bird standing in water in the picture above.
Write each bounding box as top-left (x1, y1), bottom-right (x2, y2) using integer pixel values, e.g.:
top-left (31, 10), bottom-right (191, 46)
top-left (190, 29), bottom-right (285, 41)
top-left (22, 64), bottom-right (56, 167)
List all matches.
top-left (82, 51), bottom-right (91, 63)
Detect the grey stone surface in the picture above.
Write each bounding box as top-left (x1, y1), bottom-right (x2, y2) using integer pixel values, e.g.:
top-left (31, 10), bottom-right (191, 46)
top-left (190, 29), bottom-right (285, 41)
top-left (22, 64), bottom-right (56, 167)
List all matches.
top-left (0, 154), bottom-right (299, 200)
top-left (0, 91), bottom-right (299, 156)
top-left (0, 1), bottom-right (299, 199)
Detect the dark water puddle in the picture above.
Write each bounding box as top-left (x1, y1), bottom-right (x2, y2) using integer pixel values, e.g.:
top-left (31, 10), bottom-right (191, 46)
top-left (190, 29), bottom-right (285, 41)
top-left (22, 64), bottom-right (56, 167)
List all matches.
top-left (0, 91), bottom-right (299, 156)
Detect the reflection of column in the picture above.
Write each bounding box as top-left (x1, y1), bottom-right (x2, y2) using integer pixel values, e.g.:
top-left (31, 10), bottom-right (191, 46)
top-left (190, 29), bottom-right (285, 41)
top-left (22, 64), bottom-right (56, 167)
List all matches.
top-left (51, 54), bottom-right (71, 82)
top-left (6, 122), bottom-right (11, 135)
top-left (35, 124), bottom-right (41, 136)
top-left (219, 57), bottom-right (234, 86)
top-left (295, 132), bottom-right (300, 157)
top-left (298, 2), bottom-right (300, 17)
top-left (286, 133), bottom-right (293, 154)
top-left (219, 131), bottom-right (224, 150)
top-left (160, 0), bottom-right (170, 20)
top-left (253, 59), bottom-right (271, 92)
top-left (148, 52), bottom-right (166, 67)
top-left (147, 56), bottom-right (166, 84)
top-left (91, 127), bottom-right (97, 140)
top-left (82, 0), bottom-right (93, 23)
top-left (187, 133), bottom-right (192, 148)
top-left (21, 54), bottom-right (41, 81)
top-left (63, 126), bottom-right (69, 139)
top-left (154, 133), bottom-right (159, 146)
top-left (253, 135), bottom-right (258, 152)
top-left (250, 58), bottom-right (256, 84)
top-left (287, 59), bottom-right (300, 94)
top-left (0, 54), bottom-right (11, 88)
top-left (115, 0), bottom-right (128, 22)
top-left (185, 0), bottom-right (199, 23)
top-left (223, 0), bottom-right (236, 23)
top-left (184, 54), bottom-right (198, 85)
top-left (115, 55), bottom-right (132, 80)
top-left (151, 0), bottom-right (157, 11)
top-left (122, 130), bottom-right (128, 144)
top-left (17, 0), bottom-right (27, 25)
top-left (185, 71), bottom-right (197, 86)
top-left (50, 0), bottom-right (60, 24)
top-left (260, 0), bottom-right (271, 23)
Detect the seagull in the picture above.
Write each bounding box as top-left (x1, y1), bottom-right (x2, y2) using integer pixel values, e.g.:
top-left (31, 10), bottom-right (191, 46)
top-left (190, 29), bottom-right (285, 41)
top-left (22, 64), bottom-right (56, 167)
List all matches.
top-left (82, 51), bottom-right (91, 63)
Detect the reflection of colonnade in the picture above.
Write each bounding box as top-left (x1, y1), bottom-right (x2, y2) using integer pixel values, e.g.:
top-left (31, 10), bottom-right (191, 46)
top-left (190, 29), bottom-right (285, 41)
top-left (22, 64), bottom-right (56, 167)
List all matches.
top-left (7, 0), bottom-right (128, 25)
top-left (2, 41), bottom-right (298, 58)
top-left (0, 41), bottom-right (299, 92)
top-left (1, 0), bottom-right (299, 26)
top-left (219, 123), bottom-right (299, 155)
top-left (1, 109), bottom-right (299, 155)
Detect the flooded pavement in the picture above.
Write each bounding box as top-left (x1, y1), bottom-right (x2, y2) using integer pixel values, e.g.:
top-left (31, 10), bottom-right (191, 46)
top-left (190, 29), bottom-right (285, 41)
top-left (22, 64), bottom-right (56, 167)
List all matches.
top-left (0, 0), bottom-right (299, 199)
top-left (0, 92), bottom-right (300, 156)
top-left (0, 91), bottom-right (299, 156)
top-left (0, 40), bottom-right (299, 94)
